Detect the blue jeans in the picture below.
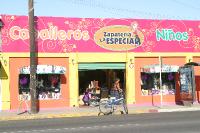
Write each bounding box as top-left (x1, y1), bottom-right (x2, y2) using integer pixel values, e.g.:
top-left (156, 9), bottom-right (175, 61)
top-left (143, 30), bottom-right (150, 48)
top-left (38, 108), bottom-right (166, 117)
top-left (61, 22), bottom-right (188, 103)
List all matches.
top-left (110, 90), bottom-right (120, 99)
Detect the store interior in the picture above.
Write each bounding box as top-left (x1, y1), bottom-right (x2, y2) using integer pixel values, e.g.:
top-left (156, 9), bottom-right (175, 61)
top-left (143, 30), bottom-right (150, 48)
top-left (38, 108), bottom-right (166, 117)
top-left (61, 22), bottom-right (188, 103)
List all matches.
top-left (18, 74), bottom-right (62, 100)
top-left (78, 69), bottom-right (125, 105)
top-left (141, 72), bottom-right (176, 96)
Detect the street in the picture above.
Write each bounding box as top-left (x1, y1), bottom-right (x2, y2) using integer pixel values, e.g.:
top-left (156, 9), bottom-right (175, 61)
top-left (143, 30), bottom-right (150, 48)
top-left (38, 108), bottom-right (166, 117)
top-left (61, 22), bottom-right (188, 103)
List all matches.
top-left (1, 111), bottom-right (200, 133)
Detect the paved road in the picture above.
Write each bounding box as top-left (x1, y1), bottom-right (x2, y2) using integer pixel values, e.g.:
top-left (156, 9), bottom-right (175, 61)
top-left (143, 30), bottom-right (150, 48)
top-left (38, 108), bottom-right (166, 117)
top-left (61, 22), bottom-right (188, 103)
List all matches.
top-left (1, 111), bottom-right (200, 133)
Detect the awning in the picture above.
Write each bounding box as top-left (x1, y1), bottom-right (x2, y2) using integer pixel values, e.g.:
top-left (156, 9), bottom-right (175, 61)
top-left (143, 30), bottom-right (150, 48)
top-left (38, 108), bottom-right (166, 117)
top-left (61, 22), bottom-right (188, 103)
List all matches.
top-left (141, 64), bottom-right (179, 73)
top-left (78, 63), bottom-right (125, 70)
top-left (184, 62), bottom-right (200, 66)
top-left (19, 65), bottom-right (66, 74)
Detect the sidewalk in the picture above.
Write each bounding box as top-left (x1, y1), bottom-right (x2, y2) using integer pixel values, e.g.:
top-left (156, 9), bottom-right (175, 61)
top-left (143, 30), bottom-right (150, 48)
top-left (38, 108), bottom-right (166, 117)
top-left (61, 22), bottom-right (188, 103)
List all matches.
top-left (1, 104), bottom-right (200, 121)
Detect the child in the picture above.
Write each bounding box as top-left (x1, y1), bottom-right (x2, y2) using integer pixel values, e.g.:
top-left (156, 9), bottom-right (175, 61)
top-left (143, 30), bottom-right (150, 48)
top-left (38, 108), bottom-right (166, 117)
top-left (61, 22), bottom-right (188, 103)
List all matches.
top-left (82, 88), bottom-right (91, 106)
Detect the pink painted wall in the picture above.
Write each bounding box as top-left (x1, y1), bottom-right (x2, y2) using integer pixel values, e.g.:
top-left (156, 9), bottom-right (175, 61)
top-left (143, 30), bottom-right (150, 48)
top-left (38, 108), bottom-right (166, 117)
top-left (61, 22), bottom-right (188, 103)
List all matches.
top-left (1, 15), bottom-right (200, 53)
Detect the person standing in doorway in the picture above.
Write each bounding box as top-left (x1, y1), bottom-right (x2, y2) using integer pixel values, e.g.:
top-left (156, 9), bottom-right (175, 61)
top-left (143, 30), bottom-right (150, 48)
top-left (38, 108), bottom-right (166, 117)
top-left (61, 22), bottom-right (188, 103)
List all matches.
top-left (110, 78), bottom-right (123, 99)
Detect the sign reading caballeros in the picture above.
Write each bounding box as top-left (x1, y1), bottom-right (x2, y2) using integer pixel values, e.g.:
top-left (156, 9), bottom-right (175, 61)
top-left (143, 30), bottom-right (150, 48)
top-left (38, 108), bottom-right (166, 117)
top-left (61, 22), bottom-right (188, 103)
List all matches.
top-left (94, 24), bottom-right (144, 51)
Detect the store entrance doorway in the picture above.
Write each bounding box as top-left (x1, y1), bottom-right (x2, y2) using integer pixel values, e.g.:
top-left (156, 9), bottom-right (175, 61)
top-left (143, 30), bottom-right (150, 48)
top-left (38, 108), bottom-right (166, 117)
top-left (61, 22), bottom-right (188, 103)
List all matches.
top-left (78, 63), bottom-right (126, 106)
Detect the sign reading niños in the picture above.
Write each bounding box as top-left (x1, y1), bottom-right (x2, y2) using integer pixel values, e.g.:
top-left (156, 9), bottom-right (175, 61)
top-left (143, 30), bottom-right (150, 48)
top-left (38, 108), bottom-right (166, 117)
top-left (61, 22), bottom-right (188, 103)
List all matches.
top-left (156, 29), bottom-right (188, 41)
top-left (94, 25), bottom-right (144, 51)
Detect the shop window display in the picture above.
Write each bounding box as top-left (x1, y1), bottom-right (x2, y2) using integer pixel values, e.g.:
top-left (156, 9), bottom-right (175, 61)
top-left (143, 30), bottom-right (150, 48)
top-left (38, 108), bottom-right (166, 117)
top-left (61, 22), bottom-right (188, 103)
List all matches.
top-left (141, 72), bottom-right (176, 96)
top-left (19, 74), bottom-right (61, 100)
top-left (19, 74), bottom-right (30, 93)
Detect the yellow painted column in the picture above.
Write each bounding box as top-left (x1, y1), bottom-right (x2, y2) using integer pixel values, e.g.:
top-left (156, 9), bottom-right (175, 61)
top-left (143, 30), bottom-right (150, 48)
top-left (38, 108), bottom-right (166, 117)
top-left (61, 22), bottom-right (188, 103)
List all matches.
top-left (125, 53), bottom-right (135, 104)
top-left (68, 53), bottom-right (79, 107)
top-left (186, 55), bottom-right (193, 63)
top-left (0, 55), bottom-right (10, 110)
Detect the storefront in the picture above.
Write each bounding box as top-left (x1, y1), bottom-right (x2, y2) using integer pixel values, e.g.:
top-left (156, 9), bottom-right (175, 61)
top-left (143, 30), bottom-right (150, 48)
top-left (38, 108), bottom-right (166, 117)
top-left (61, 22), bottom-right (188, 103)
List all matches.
top-left (9, 57), bottom-right (69, 110)
top-left (78, 63), bottom-right (126, 105)
top-left (192, 58), bottom-right (200, 103)
top-left (135, 57), bottom-right (186, 105)
top-left (0, 62), bottom-right (2, 110)
top-left (0, 58), bottom-right (8, 111)
top-left (1, 15), bottom-right (200, 110)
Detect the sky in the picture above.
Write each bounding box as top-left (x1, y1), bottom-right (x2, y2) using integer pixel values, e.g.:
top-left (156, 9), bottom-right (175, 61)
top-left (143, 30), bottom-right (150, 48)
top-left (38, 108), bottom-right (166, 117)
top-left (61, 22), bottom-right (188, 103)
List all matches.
top-left (0, 0), bottom-right (200, 20)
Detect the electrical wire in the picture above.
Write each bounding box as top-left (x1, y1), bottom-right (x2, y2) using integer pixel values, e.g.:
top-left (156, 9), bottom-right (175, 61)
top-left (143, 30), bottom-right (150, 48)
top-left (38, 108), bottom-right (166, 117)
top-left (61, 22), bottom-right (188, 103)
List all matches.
top-left (36, 0), bottom-right (200, 20)
top-left (68, 0), bottom-right (200, 20)
top-left (170, 0), bottom-right (200, 10)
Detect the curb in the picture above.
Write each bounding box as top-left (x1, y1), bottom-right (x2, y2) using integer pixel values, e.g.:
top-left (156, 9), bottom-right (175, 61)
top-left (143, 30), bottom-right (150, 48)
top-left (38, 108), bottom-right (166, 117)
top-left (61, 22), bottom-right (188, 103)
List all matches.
top-left (158, 107), bottom-right (200, 113)
top-left (0, 112), bottom-right (99, 121)
top-left (1, 107), bottom-right (200, 121)
top-left (0, 109), bottom-right (151, 121)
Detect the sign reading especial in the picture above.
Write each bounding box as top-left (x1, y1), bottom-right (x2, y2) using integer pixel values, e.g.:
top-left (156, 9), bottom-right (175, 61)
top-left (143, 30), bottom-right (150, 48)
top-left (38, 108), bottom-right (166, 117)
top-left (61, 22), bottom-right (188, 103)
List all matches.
top-left (94, 25), bottom-right (144, 51)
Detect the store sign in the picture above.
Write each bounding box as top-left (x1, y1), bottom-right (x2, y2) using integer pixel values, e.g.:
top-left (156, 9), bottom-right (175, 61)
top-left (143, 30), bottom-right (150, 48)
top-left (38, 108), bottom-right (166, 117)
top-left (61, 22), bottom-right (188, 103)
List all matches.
top-left (94, 25), bottom-right (144, 51)
top-left (156, 29), bottom-right (188, 41)
top-left (2, 15), bottom-right (200, 53)
top-left (9, 25), bottom-right (90, 41)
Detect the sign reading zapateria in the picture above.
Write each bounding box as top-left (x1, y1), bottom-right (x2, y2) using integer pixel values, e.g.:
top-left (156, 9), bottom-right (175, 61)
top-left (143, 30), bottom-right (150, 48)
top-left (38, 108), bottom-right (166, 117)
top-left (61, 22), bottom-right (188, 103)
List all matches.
top-left (94, 25), bottom-right (144, 51)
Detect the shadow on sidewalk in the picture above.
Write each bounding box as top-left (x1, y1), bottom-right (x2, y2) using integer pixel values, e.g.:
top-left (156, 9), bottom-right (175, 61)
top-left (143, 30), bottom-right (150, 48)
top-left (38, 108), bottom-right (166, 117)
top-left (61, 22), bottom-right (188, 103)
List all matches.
top-left (17, 110), bottom-right (31, 115)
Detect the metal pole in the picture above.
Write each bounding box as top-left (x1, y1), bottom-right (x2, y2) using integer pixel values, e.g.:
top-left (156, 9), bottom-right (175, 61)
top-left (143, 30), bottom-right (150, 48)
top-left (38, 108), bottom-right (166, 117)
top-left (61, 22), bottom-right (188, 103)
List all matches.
top-left (29, 0), bottom-right (38, 114)
top-left (159, 56), bottom-right (163, 106)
